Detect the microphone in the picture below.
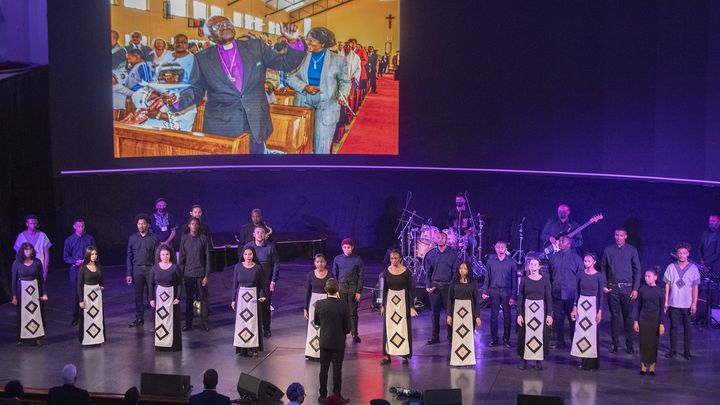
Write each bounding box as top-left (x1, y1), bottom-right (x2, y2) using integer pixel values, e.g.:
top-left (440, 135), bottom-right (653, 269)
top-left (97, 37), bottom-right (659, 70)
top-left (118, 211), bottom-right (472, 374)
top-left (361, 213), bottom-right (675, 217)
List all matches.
top-left (389, 386), bottom-right (422, 398)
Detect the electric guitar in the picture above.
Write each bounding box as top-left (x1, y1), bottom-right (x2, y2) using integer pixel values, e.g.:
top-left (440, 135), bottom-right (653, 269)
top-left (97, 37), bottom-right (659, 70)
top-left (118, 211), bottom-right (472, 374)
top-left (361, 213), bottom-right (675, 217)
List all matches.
top-left (543, 213), bottom-right (604, 255)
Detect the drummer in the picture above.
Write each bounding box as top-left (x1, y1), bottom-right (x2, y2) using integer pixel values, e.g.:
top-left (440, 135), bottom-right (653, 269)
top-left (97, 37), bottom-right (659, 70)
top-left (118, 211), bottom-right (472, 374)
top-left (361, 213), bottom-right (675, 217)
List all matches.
top-left (447, 193), bottom-right (477, 255)
top-left (424, 232), bottom-right (461, 345)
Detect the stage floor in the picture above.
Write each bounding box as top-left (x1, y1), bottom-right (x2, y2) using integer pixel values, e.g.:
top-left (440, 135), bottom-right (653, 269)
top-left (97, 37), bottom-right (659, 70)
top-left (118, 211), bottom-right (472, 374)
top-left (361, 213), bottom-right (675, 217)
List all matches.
top-left (1, 261), bottom-right (719, 404)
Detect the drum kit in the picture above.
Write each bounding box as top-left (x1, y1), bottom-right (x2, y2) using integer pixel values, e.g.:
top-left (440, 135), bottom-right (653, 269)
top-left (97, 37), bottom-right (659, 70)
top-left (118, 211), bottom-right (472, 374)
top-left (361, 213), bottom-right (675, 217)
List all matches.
top-left (397, 208), bottom-right (487, 286)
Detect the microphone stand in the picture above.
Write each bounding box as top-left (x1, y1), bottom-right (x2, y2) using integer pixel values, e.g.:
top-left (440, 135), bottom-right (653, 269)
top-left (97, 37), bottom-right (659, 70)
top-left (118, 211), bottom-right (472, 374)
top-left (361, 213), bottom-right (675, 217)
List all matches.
top-left (512, 217), bottom-right (526, 265)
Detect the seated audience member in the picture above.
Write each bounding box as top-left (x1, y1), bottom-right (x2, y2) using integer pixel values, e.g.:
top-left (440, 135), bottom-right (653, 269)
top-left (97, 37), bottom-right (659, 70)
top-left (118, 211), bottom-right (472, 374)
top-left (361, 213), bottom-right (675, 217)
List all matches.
top-left (4, 380), bottom-right (24, 402)
top-left (286, 382), bottom-right (306, 405)
top-left (123, 387), bottom-right (140, 405)
top-left (189, 369), bottom-right (231, 405)
top-left (47, 364), bottom-right (91, 405)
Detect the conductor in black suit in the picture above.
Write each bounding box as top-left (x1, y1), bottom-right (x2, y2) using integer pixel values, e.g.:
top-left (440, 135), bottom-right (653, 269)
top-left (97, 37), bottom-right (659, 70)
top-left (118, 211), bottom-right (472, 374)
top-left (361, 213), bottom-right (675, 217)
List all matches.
top-left (47, 364), bottom-right (91, 405)
top-left (189, 369), bottom-right (231, 405)
top-left (169, 16), bottom-right (306, 154)
top-left (313, 278), bottom-right (351, 404)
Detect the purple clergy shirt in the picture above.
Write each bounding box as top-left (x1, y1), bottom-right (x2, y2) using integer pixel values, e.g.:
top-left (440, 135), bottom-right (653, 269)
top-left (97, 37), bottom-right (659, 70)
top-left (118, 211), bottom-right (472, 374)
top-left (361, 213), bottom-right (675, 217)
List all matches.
top-left (218, 42), bottom-right (244, 93)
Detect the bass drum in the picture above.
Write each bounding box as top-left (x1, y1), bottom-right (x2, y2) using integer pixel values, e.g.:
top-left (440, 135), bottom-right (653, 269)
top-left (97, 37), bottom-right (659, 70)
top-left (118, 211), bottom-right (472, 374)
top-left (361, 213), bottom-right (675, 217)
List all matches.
top-left (416, 225), bottom-right (438, 258)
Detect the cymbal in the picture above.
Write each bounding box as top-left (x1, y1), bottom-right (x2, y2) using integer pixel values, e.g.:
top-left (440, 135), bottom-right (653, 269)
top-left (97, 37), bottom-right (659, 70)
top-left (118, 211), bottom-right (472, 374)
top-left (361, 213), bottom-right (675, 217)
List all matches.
top-left (402, 209), bottom-right (425, 220)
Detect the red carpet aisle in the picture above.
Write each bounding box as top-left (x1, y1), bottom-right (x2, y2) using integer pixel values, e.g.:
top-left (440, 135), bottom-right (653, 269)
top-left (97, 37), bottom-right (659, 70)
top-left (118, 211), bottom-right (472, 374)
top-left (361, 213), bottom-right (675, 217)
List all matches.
top-left (338, 75), bottom-right (399, 154)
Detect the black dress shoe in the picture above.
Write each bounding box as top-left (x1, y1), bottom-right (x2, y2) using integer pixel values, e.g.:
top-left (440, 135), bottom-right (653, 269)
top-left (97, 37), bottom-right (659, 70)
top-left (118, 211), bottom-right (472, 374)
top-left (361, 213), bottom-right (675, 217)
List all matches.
top-left (182, 324), bottom-right (192, 331)
top-left (402, 357), bottom-right (409, 366)
top-left (625, 348), bottom-right (635, 354)
top-left (609, 345), bottom-right (619, 353)
top-left (353, 336), bottom-right (362, 343)
top-left (489, 340), bottom-right (498, 347)
top-left (380, 357), bottom-right (391, 366)
top-left (264, 330), bottom-right (272, 338)
top-left (202, 323), bottom-right (210, 332)
top-left (640, 370), bottom-right (646, 376)
top-left (71, 319), bottom-right (79, 326)
top-left (503, 340), bottom-right (512, 348)
top-left (318, 396), bottom-right (327, 404)
top-left (665, 351), bottom-right (676, 359)
top-left (426, 338), bottom-right (440, 345)
top-left (683, 352), bottom-right (693, 360)
top-left (128, 318), bottom-right (144, 327)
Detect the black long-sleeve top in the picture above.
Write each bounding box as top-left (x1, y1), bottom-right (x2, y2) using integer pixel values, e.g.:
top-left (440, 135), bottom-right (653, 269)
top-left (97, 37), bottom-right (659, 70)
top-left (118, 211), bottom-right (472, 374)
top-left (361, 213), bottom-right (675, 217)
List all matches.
top-left (699, 228), bottom-right (720, 267)
top-left (181, 220), bottom-right (211, 238)
top-left (63, 233), bottom-right (95, 267)
top-left (482, 254), bottom-right (518, 298)
top-left (383, 269), bottom-right (415, 305)
top-left (305, 271), bottom-right (330, 310)
top-left (574, 271), bottom-right (605, 308)
top-left (179, 233), bottom-right (210, 278)
top-left (601, 243), bottom-right (641, 291)
top-left (77, 265), bottom-right (104, 302)
top-left (424, 247), bottom-right (460, 284)
top-left (636, 285), bottom-right (665, 323)
top-left (126, 232), bottom-right (159, 276)
top-left (11, 259), bottom-right (44, 296)
top-left (149, 264), bottom-right (182, 299)
top-left (518, 276), bottom-right (552, 315)
top-left (448, 281), bottom-right (482, 321)
top-left (332, 253), bottom-right (364, 294)
top-left (232, 263), bottom-right (265, 301)
top-left (548, 250), bottom-right (583, 300)
top-left (540, 218), bottom-right (583, 248)
top-left (239, 222), bottom-right (271, 247)
top-left (243, 241), bottom-right (280, 283)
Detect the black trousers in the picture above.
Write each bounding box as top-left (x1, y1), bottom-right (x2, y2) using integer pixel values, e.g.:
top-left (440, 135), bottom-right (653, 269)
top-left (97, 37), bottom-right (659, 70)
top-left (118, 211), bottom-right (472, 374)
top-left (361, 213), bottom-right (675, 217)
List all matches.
top-left (184, 276), bottom-right (208, 325)
top-left (489, 288), bottom-right (511, 341)
top-left (668, 306), bottom-right (691, 354)
top-left (69, 265), bottom-right (80, 321)
top-left (553, 296), bottom-right (575, 345)
top-left (132, 266), bottom-right (151, 318)
top-left (319, 348), bottom-right (345, 397)
top-left (369, 73), bottom-right (377, 92)
top-left (608, 288), bottom-right (634, 348)
top-left (340, 289), bottom-right (359, 337)
top-left (429, 282), bottom-right (452, 340)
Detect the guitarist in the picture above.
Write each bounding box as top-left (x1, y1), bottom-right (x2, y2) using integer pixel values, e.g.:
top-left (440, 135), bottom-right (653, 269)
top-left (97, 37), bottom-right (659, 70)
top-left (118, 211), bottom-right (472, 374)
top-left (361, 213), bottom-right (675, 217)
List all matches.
top-left (699, 214), bottom-right (720, 275)
top-left (541, 204), bottom-right (583, 253)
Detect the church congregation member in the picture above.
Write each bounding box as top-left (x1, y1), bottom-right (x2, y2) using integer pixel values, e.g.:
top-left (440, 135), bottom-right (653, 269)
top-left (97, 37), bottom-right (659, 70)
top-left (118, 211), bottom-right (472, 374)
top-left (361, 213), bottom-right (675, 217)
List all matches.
top-left (77, 247), bottom-right (105, 346)
top-left (111, 30), bottom-right (127, 70)
top-left (128, 65), bottom-right (196, 131)
top-left (634, 267), bottom-right (665, 376)
top-left (63, 219), bottom-right (95, 326)
top-left (332, 238), bottom-right (364, 343)
top-left (243, 226), bottom-right (280, 338)
top-left (447, 261), bottom-right (482, 366)
top-left (287, 27), bottom-right (351, 154)
top-left (126, 214), bottom-right (159, 327)
top-left (570, 253), bottom-right (605, 370)
top-left (124, 49), bottom-right (152, 92)
top-left (14, 214), bottom-right (52, 280)
top-left (517, 258), bottom-right (553, 370)
top-left (481, 240), bottom-right (517, 348)
top-left (12, 243), bottom-right (47, 346)
top-left (380, 249), bottom-right (417, 366)
top-left (179, 217), bottom-right (211, 332)
top-left (664, 243), bottom-right (700, 360)
top-left (305, 254), bottom-right (331, 360)
top-left (314, 278), bottom-right (351, 404)
top-left (150, 244), bottom-right (183, 351)
top-left (147, 37), bottom-right (168, 77)
top-left (167, 17), bottom-right (306, 154)
top-left (156, 34), bottom-right (195, 81)
top-left (232, 247), bottom-right (265, 357)
top-left (601, 227), bottom-right (641, 354)
top-left (125, 31), bottom-right (152, 57)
